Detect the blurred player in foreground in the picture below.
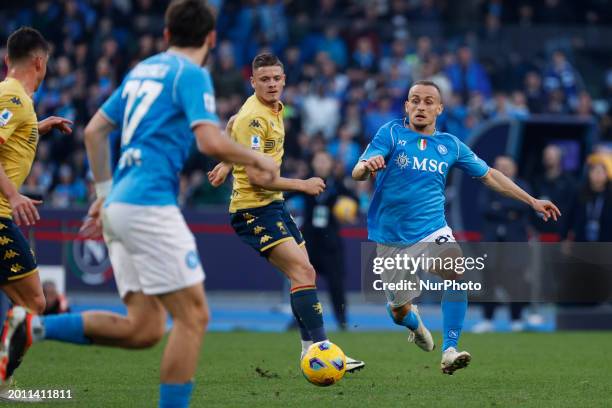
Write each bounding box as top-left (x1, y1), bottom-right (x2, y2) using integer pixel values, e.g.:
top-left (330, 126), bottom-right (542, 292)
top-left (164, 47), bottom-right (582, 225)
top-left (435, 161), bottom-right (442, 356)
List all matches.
top-left (352, 80), bottom-right (560, 374)
top-left (208, 53), bottom-right (364, 372)
top-left (0, 26), bottom-right (72, 392)
top-left (2, 2), bottom-right (276, 407)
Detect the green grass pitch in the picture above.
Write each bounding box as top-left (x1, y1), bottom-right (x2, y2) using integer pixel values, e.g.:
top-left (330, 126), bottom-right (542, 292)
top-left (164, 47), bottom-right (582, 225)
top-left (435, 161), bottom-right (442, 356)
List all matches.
top-left (13, 331), bottom-right (612, 407)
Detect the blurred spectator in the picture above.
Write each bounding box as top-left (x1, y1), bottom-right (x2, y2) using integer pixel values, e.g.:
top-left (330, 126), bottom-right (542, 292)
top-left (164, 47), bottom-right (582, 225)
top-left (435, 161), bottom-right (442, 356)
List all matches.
top-left (532, 145), bottom-right (577, 239)
top-left (474, 156), bottom-right (531, 333)
top-left (300, 151), bottom-right (354, 330)
top-left (213, 46), bottom-right (246, 99)
top-left (42, 281), bottom-right (70, 315)
top-left (301, 83), bottom-right (340, 139)
top-left (364, 96), bottom-right (397, 139)
top-left (524, 71), bottom-right (546, 114)
top-left (542, 50), bottom-right (583, 109)
top-left (328, 125), bottom-right (361, 174)
top-left (445, 45), bottom-right (492, 103)
top-left (317, 26), bottom-right (348, 69)
top-left (50, 164), bottom-right (88, 208)
top-left (564, 155), bottom-right (612, 242)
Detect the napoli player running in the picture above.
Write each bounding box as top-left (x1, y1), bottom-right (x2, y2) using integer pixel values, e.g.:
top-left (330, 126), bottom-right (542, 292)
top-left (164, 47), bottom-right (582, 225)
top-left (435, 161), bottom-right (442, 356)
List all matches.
top-left (352, 80), bottom-right (560, 374)
top-left (2, 1), bottom-right (276, 406)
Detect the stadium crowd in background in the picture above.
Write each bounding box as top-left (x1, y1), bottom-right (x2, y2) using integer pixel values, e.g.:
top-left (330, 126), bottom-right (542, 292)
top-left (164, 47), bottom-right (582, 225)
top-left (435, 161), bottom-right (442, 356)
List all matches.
top-left (0, 0), bottom-right (611, 224)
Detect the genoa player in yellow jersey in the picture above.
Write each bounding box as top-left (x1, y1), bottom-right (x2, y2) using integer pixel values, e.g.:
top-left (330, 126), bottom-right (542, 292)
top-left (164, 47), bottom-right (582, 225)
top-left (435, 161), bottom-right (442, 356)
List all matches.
top-left (0, 27), bottom-right (72, 384)
top-left (208, 53), bottom-right (364, 372)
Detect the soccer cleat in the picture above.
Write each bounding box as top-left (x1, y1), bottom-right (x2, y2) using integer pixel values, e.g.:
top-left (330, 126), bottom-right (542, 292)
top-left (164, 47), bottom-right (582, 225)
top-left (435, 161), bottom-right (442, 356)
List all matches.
top-left (0, 307), bottom-right (33, 382)
top-left (440, 347), bottom-right (471, 375)
top-left (406, 305), bottom-right (435, 352)
top-left (345, 356), bottom-right (365, 373)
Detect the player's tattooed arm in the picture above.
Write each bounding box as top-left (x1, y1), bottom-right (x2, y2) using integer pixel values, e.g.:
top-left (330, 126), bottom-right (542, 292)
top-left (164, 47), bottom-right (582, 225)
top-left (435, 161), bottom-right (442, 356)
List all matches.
top-left (352, 155), bottom-right (386, 181)
top-left (481, 168), bottom-right (561, 222)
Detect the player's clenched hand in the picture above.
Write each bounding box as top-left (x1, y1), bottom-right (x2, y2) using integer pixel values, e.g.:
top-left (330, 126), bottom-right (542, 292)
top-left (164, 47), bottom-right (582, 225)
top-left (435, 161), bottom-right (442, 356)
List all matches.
top-left (208, 162), bottom-right (232, 187)
top-left (302, 177), bottom-right (326, 195)
top-left (363, 155), bottom-right (386, 173)
top-left (9, 194), bottom-right (42, 226)
top-left (532, 199), bottom-right (561, 222)
top-left (79, 196), bottom-right (104, 239)
top-left (38, 116), bottom-right (73, 136)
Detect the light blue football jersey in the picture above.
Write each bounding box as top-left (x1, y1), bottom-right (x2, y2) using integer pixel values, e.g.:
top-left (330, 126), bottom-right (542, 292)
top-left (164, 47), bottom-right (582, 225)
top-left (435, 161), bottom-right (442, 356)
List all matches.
top-left (100, 51), bottom-right (219, 206)
top-left (360, 118), bottom-right (489, 244)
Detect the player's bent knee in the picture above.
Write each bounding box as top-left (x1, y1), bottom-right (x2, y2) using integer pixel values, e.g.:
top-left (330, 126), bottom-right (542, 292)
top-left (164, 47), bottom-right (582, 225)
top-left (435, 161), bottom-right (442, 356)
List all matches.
top-left (27, 295), bottom-right (46, 315)
top-left (129, 326), bottom-right (165, 349)
top-left (293, 262), bottom-right (316, 286)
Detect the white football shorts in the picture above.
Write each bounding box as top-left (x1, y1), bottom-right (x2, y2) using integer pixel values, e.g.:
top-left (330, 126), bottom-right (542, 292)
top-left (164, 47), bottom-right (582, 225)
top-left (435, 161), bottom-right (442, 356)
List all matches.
top-left (377, 225), bottom-right (460, 308)
top-left (102, 203), bottom-right (205, 299)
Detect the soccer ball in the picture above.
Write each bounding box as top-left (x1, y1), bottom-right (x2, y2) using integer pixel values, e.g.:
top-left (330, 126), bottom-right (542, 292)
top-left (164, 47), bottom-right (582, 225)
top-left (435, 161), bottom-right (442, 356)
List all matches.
top-left (333, 196), bottom-right (358, 224)
top-left (300, 341), bottom-right (346, 386)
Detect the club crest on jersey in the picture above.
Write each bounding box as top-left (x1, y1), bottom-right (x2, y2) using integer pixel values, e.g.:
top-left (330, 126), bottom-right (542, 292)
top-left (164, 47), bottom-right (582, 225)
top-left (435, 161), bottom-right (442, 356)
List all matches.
top-left (250, 135), bottom-right (261, 150)
top-left (0, 109), bottom-right (13, 127)
top-left (437, 144), bottom-right (448, 155)
top-left (396, 152), bottom-right (410, 169)
top-left (417, 138), bottom-right (427, 151)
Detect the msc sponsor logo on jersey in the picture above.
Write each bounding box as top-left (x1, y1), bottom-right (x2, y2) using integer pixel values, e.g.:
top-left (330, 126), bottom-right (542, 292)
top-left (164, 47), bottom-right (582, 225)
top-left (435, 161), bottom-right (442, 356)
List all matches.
top-left (395, 154), bottom-right (449, 174)
top-left (0, 109), bottom-right (13, 127)
top-left (396, 152), bottom-right (410, 169)
top-left (9, 96), bottom-right (22, 106)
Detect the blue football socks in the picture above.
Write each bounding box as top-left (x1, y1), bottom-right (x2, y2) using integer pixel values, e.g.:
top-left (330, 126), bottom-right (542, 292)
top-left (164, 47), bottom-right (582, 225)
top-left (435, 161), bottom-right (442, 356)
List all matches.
top-left (40, 314), bottom-right (91, 345)
top-left (441, 289), bottom-right (468, 351)
top-left (159, 382), bottom-right (194, 408)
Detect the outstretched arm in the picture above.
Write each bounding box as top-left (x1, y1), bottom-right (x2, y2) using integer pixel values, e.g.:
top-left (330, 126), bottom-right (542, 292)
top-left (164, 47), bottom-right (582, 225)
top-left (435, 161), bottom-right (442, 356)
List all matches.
top-left (480, 168), bottom-right (561, 222)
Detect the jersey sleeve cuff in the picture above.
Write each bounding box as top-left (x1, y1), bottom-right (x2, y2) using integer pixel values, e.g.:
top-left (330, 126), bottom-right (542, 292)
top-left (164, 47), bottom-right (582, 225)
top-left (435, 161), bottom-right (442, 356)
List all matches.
top-left (99, 109), bottom-right (117, 125)
top-left (190, 119), bottom-right (220, 129)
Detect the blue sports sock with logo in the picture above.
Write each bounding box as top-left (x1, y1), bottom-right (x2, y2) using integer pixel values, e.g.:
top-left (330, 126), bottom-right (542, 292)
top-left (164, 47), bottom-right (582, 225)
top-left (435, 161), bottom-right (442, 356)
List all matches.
top-left (290, 286), bottom-right (327, 342)
top-left (40, 314), bottom-right (91, 345)
top-left (386, 304), bottom-right (419, 330)
top-left (441, 289), bottom-right (467, 351)
top-left (159, 382), bottom-right (193, 408)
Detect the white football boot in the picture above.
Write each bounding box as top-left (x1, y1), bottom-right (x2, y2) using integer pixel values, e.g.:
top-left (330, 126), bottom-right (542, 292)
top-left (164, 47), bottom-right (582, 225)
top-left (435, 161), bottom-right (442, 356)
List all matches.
top-left (440, 347), bottom-right (471, 375)
top-left (345, 356), bottom-right (365, 373)
top-left (406, 305), bottom-right (435, 352)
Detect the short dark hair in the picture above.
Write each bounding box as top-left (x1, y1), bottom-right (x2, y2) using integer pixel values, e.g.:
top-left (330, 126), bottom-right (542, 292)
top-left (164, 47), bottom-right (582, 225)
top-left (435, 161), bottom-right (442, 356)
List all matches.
top-left (252, 53), bottom-right (284, 72)
top-left (410, 80), bottom-right (442, 99)
top-left (7, 27), bottom-right (50, 63)
top-left (165, 0), bottom-right (215, 48)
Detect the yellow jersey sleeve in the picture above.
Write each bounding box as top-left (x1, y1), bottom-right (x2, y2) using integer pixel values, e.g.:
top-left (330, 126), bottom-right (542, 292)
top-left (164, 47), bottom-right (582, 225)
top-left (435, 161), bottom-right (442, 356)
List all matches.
top-left (231, 115), bottom-right (268, 152)
top-left (0, 92), bottom-right (26, 144)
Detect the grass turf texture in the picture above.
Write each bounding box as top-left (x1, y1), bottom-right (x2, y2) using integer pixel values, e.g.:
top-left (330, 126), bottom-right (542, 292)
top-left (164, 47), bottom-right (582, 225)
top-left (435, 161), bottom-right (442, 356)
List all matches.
top-left (14, 331), bottom-right (612, 407)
